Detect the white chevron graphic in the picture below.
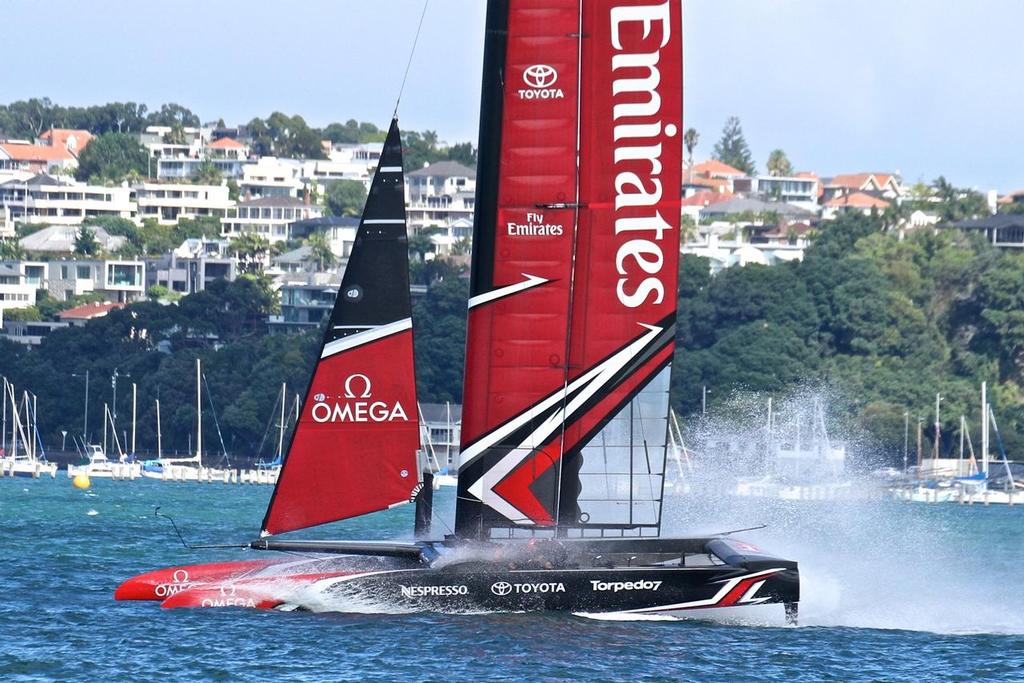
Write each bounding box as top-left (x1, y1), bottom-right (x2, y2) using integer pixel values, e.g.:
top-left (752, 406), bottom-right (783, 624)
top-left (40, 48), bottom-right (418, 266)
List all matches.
top-left (467, 273), bottom-right (548, 309)
top-left (464, 323), bottom-right (664, 524)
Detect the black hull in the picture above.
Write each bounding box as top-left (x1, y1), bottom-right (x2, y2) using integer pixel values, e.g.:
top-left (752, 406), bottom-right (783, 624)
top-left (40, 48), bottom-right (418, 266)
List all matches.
top-left (257, 536), bottom-right (800, 619)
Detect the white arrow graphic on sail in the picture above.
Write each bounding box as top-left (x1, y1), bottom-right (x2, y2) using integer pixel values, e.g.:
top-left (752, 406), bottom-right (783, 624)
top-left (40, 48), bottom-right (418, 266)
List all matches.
top-left (467, 273), bottom-right (549, 309)
top-left (465, 324), bottom-right (664, 525)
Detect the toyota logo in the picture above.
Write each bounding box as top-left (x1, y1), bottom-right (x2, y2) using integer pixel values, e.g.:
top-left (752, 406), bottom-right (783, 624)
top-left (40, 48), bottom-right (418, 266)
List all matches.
top-left (523, 64), bottom-right (557, 89)
top-left (490, 581), bottom-right (512, 596)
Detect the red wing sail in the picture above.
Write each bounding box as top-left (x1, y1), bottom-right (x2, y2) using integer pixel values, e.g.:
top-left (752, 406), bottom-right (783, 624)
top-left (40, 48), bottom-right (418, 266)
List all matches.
top-left (456, 0), bottom-right (683, 538)
top-left (262, 119), bottom-right (420, 536)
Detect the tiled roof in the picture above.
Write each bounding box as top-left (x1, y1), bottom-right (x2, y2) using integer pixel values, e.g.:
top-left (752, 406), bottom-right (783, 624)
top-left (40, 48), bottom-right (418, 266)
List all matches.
top-left (824, 191), bottom-right (891, 209)
top-left (828, 173), bottom-right (899, 191)
top-left (59, 302), bottom-right (124, 320)
top-left (680, 190), bottom-right (735, 208)
top-left (692, 159), bottom-right (746, 178)
top-left (38, 129), bottom-right (93, 155)
top-left (0, 143), bottom-right (73, 163)
top-left (208, 137), bottom-right (245, 149)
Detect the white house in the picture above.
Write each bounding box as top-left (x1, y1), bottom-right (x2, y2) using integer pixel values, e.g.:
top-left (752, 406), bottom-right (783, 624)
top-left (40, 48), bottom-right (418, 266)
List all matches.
top-left (0, 174), bottom-right (135, 227)
top-left (133, 182), bottom-right (233, 224)
top-left (221, 195), bottom-right (322, 243)
top-left (406, 161), bottom-right (477, 232)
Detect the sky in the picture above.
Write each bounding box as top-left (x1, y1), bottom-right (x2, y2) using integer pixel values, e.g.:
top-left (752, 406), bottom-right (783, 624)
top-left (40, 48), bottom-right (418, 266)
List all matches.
top-left (3, 0), bottom-right (1022, 191)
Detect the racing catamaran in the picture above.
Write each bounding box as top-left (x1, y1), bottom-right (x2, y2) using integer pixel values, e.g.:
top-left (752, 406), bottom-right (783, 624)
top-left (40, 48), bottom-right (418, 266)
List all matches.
top-left (116, 0), bottom-right (799, 620)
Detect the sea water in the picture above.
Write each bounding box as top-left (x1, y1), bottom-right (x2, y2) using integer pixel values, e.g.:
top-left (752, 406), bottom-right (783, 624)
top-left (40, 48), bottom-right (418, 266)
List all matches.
top-left (1, 479), bottom-right (1022, 682)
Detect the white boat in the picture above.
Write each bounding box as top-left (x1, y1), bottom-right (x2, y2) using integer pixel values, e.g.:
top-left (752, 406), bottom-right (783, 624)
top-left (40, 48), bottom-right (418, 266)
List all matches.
top-left (67, 444), bottom-right (141, 479)
top-left (142, 359), bottom-right (227, 481)
top-left (1, 377), bottom-right (57, 478)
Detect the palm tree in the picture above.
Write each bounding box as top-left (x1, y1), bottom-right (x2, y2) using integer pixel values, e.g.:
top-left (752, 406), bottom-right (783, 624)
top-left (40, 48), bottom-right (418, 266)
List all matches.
top-left (230, 233), bottom-right (271, 274)
top-left (306, 232), bottom-right (336, 271)
top-left (408, 226), bottom-right (443, 262)
top-left (683, 128), bottom-right (699, 181)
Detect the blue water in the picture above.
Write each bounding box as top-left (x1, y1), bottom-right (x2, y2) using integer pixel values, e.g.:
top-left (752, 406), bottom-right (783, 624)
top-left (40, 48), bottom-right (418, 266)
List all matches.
top-left (2, 478), bottom-right (1023, 682)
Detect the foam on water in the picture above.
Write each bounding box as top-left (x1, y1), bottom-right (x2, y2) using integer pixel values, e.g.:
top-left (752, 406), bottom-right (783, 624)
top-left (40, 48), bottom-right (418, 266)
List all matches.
top-left (668, 388), bottom-right (1024, 635)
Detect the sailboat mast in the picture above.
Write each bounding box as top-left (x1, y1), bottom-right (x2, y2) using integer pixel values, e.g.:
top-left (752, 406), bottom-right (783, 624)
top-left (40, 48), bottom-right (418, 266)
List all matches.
top-left (2, 376), bottom-right (7, 454)
top-left (156, 399), bottom-right (162, 459)
top-left (131, 382), bottom-right (137, 458)
top-left (103, 402), bottom-right (108, 456)
top-left (277, 382), bottom-right (286, 460)
top-left (196, 358), bottom-right (202, 467)
top-left (981, 381), bottom-right (989, 476)
top-left (31, 393), bottom-right (37, 462)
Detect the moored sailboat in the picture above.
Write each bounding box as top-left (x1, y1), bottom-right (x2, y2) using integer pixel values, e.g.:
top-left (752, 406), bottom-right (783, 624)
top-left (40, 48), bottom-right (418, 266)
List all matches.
top-left (117, 0), bottom-right (799, 620)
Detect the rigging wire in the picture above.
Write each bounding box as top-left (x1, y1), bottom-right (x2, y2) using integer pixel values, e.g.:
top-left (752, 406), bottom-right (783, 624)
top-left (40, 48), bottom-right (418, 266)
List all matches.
top-left (393, 0), bottom-right (431, 117)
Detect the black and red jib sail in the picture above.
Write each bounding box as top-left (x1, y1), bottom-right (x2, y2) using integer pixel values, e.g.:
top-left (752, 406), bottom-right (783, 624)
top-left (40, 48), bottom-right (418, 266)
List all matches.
top-left (455, 0), bottom-right (683, 538)
top-left (262, 119), bottom-right (420, 536)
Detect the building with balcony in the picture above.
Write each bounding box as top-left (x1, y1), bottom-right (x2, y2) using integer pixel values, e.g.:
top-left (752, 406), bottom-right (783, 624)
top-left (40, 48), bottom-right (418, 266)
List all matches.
top-left (406, 161), bottom-right (476, 231)
top-left (420, 402), bottom-right (462, 472)
top-left (267, 271), bottom-right (341, 332)
top-left (1, 174), bottom-right (135, 227)
top-left (221, 196), bottom-right (322, 243)
top-left (734, 175), bottom-right (821, 212)
top-left (0, 263), bottom-right (37, 317)
top-left (0, 320), bottom-right (70, 346)
top-left (133, 182), bottom-right (233, 224)
top-left (0, 142), bottom-right (76, 174)
top-left (239, 157), bottom-right (304, 198)
top-left (4, 259), bottom-right (146, 303)
top-left (954, 214), bottom-right (1024, 249)
top-left (148, 238), bottom-right (236, 295)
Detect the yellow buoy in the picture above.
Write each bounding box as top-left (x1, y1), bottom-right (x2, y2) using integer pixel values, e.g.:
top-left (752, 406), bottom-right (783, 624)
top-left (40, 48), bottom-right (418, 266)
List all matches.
top-left (72, 474), bottom-right (91, 490)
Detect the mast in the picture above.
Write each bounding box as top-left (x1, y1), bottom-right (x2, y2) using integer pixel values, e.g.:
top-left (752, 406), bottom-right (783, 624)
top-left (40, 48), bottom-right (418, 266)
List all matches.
top-left (981, 381), bottom-right (989, 476)
top-left (455, 0), bottom-right (683, 538)
top-left (156, 399), bottom-right (163, 459)
top-left (2, 376), bottom-right (7, 455)
top-left (131, 382), bottom-right (137, 459)
top-left (277, 382), bottom-right (286, 462)
top-left (196, 358), bottom-right (202, 466)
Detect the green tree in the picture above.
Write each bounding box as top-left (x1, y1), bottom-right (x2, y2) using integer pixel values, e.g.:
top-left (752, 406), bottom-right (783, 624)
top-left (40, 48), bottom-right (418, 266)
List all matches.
top-left (0, 239), bottom-right (25, 260)
top-left (325, 179), bottom-right (367, 217)
top-left (712, 116), bottom-right (755, 175)
top-left (408, 226), bottom-right (442, 263)
top-left (305, 232), bottom-right (336, 271)
top-left (683, 127), bottom-right (699, 176)
top-left (74, 227), bottom-right (101, 255)
top-left (230, 233), bottom-right (272, 274)
top-left (74, 132), bottom-right (148, 182)
top-left (766, 149), bottom-right (793, 177)
top-left (192, 159), bottom-right (223, 185)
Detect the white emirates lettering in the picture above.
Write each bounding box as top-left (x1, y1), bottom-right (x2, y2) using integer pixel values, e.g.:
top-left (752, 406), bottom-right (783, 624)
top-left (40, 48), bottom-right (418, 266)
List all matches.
top-left (507, 212), bottom-right (564, 237)
top-left (399, 585), bottom-right (469, 598)
top-left (591, 579), bottom-right (663, 592)
top-left (610, 1), bottom-right (675, 308)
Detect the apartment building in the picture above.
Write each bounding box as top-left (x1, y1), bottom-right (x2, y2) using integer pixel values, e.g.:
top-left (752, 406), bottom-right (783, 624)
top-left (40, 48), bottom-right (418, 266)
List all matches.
top-left (406, 161), bottom-right (476, 232)
top-left (148, 238), bottom-right (236, 295)
top-left (220, 196), bottom-right (322, 243)
top-left (0, 263), bottom-right (37, 317)
top-left (0, 174), bottom-right (135, 226)
top-left (239, 157), bottom-right (303, 198)
top-left (133, 182), bottom-right (233, 224)
top-left (2, 259), bottom-right (146, 303)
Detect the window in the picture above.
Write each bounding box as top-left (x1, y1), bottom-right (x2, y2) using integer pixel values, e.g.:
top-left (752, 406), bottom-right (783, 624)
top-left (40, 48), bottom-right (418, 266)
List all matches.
top-left (77, 266), bottom-right (91, 280)
top-left (61, 266), bottom-right (68, 279)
